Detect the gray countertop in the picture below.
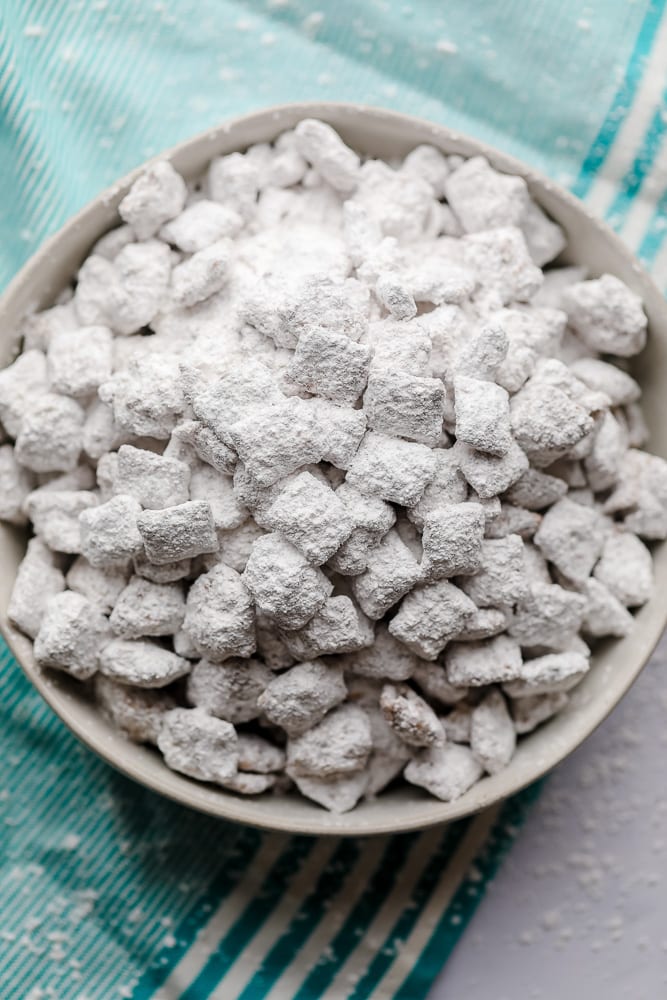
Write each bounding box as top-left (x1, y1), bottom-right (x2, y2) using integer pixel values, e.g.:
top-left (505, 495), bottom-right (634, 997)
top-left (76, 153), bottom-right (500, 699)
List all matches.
top-left (430, 634), bottom-right (667, 1000)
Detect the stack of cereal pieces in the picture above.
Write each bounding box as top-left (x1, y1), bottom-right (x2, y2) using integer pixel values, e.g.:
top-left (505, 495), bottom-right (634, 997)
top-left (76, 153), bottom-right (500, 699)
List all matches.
top-left (1, 120), bottom-right (665, 813)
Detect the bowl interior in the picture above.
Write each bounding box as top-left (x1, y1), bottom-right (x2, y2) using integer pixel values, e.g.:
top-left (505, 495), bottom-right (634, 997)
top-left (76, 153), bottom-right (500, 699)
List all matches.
top-left (1, 102), bottom-right (667, 837)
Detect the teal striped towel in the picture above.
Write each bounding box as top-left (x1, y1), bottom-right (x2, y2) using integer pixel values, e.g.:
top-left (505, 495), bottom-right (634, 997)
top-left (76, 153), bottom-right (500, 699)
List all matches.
top-left (1, 2), bottom-right (666, 997)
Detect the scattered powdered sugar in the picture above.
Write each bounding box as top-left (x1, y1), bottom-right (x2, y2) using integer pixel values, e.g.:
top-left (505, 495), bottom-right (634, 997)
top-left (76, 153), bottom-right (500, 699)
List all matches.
top-left (435, 637), bottom-right (667, 997)
top-left (2, 120), bottom-right (664, 814)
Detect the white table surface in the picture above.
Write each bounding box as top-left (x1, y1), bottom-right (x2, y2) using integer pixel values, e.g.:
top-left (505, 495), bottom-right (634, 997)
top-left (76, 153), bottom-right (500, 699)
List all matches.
top-left (430, 634), bottom-right (667, 1000)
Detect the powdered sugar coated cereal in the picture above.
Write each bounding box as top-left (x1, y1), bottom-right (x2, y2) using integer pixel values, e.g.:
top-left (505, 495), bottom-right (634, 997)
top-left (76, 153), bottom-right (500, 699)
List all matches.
top-left (1, 121), bottom-right (661, 812)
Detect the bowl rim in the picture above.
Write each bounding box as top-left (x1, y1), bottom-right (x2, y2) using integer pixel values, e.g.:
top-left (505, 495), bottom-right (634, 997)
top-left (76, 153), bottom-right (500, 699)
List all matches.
top-left (1, 100), bottom-right (666, 837)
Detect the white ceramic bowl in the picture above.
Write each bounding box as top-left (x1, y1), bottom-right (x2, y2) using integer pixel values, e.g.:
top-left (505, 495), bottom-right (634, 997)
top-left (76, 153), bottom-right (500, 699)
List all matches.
top-left (2, 103), bottom-right (667, 836)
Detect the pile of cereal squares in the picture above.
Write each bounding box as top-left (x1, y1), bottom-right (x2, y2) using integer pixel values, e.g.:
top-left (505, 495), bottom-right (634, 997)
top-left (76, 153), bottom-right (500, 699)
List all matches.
top-left (1, 119), bottom-right (665, 812)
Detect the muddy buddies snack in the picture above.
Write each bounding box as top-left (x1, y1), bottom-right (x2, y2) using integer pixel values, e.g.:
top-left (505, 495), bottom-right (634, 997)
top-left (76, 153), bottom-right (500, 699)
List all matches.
top-left (2, 121), bottom-right (664, 813)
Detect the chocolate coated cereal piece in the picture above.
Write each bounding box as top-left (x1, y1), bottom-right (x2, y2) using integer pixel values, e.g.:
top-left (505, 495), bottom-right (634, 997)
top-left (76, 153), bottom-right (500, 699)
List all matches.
top-left (455, 438), bottom-right (529, 498)
top-left (183, 563), bottom-right (255, 661)
top-left (510, 691), bottom-right (569, 734)
top-left (264, 471), bottom-right (354, 565)
top-left (119, 160), bottom-right (187, 239)
top-left (100, 639), bottom-right (190, 688)
top-left (157, 707), bottom-right (239, 784)
top-left (95, 675), bottom-right (176, 744)
top-left (242, 533), bottom-right (333, 629)
top-left (504, 467), bottom-right (567, 511)
top-left (380, 683), bottom-right (445, 748)
top-left (388, 579), bottom-right (477, 659)
top-left (404, 743), bottom-right (484, 802)
top-left (570, 358), bottom-right (640, 406)
top-left (346, 431), bottom-right (436, 507)
top-left (99, 355), bottom-right (184, 437)
top-left (562, 274), bottom-right (647, 357)
top-left (66, 557), bottom-right (128, 613)
top-left (171, 240), bottom-right (232, 307)
top-left (189, 462), bottom-right (248, 531)
top-left (137, 500), bottom-right (218, 564)
top-left (503, 651), bottom-right (590, 697)
top-left (454, 375), bottom-right (512, 457)
top-left (25, 489), bottom-right (98, 553)
top-left (0, 350), bottom-right (49, 438)
top-left (133, 551), bottom-right (192, 584)
top-left (463, 227), bottom-right (543, 305)
top-left (288, 328), bottom-right (371, 405)
top-left (8, 538), bottom-right (66, 639)
top-left (593, 530), bottom-right (653, 607)
top-left (186, 656), bottom-right (273, 723)
top-left (445, 634), bottom-right (523, 686)
top-left (441, 703), bottom-right (473, 743)
top-left (364, 370), bottom-right (446, 446)
top-left (286, 704), bottom-right (372, 778)
top-left (279, 596), bottom-right (373, 659)
top-left (343, 623), bottom-right (418, 682)
top-left (351, 529), bottom-right (422, 619)
top-left (580, 577), bottom-right (634, 638)
top-left (534, 498), bottom-right (607, 585)
top-left (444, 156), bottom-right (529, 233)
top-left (460, 535), bottom-right (528, 606)
top-left (79, 494), bottom-right (143, 569)
top-left (421, 502), bottom-right (486, 578)
top-left (116, 445), bottom-right (191, 510)
top-left (290, 771), bottom-right (369, 813)
top-left (15, 394), bottom-right (85, 474)
top-left (208, 151), bottom-right (260, 218)
top-left (294, 119), bottom-right (361, 193)
top-left (407, 448), bottom-right (468, 528)
top-left (470, 689), bottom-right (516, 774)
top-left (47, 325), bottom-right (113, 398)
top-left (452, 606), bottom-right (510, 642)
top-left (510, 378), bottom-right (594, 466)
top-left (509, 583), bottom-right (587, 651)
top-left (412, 661), bottom-right (468, 705)
top-left (160, 200), bottom-right (243, 252)
top-left (110, 576), bottom-right (186, 638)
top-left (258, 660), bottom-right (346, 736)
top-left (237, 734), bottom-right (286, 774)
top-left (34, 591), bottom-right (111, 681)
top-left (228, 398), bottom-right (324, 486)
